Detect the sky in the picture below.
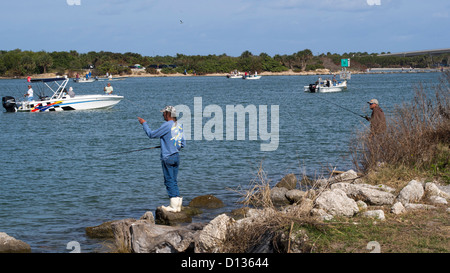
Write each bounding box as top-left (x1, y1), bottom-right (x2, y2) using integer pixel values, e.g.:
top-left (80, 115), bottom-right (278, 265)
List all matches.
top-left (1, 0), bottom-right (449, 57)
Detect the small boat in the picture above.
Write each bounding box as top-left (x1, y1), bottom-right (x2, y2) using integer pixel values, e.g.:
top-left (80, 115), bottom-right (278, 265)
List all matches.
top-left (97, 76), bottom-right (128, 81)
top-left (242, 75), bottom-right (261, 80)
top-left (304, 78), bottom-right (347, 93)
top-left (73, 77), bottom-right (97, 83)
top-left (226, 70), bottom-right (243, 79)
top-left (2, 77), bottom-right (123, 112)
top-left (226, 73), bottom-right (243, 79)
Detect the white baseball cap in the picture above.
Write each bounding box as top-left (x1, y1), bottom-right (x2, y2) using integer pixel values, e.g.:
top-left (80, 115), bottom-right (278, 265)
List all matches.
top-left (160, 105), bottom-right (177, 116)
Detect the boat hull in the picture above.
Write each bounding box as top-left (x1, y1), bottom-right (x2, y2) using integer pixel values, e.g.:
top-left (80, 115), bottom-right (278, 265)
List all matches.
top-left (304, 86), bottom-right (346, 93)
top-left (16, 95), bottom-right (123, 112)
top-left (304, 81), bottom-right (347, 93)
top-left (243, 76), bottom-right (261, 80)
top-left (226, 75), bottom-right (243, 79)
top-left (73, 78), bottom-right (97, 83)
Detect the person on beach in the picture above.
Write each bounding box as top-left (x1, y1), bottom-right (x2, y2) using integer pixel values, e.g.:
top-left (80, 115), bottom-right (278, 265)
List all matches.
top-left (365, 99), bottom-right (387, 135)
top-left (104, 83), bottom-right (113, 94)
top-left (138, 106), bottom-right (186, 213)
top-left (24, 85), bottom-right (34, 101)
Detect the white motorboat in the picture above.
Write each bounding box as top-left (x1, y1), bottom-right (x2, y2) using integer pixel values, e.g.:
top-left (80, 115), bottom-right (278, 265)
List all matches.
top-left (242, 75), bottom-right (261, 80)
top-left (304, 78), bottom-right (347, 93)
top-left (97, 76), bottom-right (128, 81)
top-left (226, 73), bottom-right (243, 79)
top-left (73, 77), bottom-right (97, 83)
top-left (2, 77), bottom-right (123, 112)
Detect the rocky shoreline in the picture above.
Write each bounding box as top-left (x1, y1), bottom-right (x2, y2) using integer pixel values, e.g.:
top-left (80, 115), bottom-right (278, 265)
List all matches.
top-left (1, 170), bottom-right (449, 253)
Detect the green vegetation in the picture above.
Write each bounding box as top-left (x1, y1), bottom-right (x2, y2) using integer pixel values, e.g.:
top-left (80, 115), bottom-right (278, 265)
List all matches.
top-left (1, 49), bottom-right (449, 77)
top-left (298, 211), bottom-right (449, 253)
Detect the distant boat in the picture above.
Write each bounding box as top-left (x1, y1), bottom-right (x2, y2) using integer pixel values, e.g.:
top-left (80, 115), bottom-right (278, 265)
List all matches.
top-left (304, 78), bottom-right (347, 93)
top-left (242, 75), bottom-right (261, 80)
top-left (97, 76), bottom-right (128, 81)
top-left (2, 77), bottom-right (123, 112)
top-left (73, 77), bottom-right (97, 83)
top-left (226, 74), bottom-right (243, 79)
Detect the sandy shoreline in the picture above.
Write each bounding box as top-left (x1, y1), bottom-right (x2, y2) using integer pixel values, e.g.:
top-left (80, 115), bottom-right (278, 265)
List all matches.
top-left (1, 67), bottom-right (445, 80)
top-left (0, 69), bottom-right (343, 80)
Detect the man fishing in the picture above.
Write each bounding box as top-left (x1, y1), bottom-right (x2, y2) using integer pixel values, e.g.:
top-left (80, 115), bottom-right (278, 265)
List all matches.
top-left (364, 99), bottom-right (387, 135)
top-left (138, 106), bottom-right (186, 213)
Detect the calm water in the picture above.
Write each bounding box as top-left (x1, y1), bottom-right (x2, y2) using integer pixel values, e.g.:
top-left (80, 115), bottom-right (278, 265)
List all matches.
top-left (0, 72), bottom-right (441, 252)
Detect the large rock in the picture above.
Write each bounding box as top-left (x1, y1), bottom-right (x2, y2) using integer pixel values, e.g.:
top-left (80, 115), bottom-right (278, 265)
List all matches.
top-left (189, 195), bottom-right (225, 209)
top-left (130, 221), bottom-right (205, 253)
top-left (285, 189), bottom-right (306, 204)
top-left (328, 170), bottom-right (359, 184)
top-left (195, 214), bottom-right (234, 253)
top-left (361, 210), bottom-right (385, 221)
top-left (314, 189), bottom-right (359, 217)
top-left (331, 183), bottom-right (396, 205)
top-left (86, 219), bottom-right (131, 239)
top-left (397, 180), bottom-right (424, 205)
top-left (391, 202), bottom-right (406, 215)
top-left (0, 232), bottom-right (31, 253)
top-left (108, 213), bottom-right (206, 253)
top-left (111, 219), bottom-right (137, 251)
top-left (424, 182), bottom-right (450, 199)
top-left (270, 187), bottom-right (290, 205)
top-left (155, 207), bottom-right (198, 226)
top-left (404, 203), bottom-right (437, 211)
top-left (315, 170), bottom-right (359, 188)
top-left (275, 173), bottom-right (298, 190)
top-left (428, 196), bottom-right (448, 205)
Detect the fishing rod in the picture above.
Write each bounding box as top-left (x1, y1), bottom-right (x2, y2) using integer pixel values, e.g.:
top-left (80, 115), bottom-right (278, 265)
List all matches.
top-left (107, 145), bottom-right (161, 156)
top-left (315, 95), bottom-right (367, 119)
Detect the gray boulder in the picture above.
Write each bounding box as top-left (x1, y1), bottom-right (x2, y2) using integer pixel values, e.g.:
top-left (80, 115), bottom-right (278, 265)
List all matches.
top-left (285, 189), bottom-right (306, 204)
top-left (189, 194), bottom-right (225, 209)
top-left (275, 173), bottom-right (298, 190)
top-left (361, 210), bottom-right (386, 221)
top-left (270, 187), bottom-right (290, 205)
top-left (130, 221), bottom-right (205, 253)
top-left (425, 182), bottom-right (450, 199)
top-left (0, 232), bottom-right (31, 253)
top-left (428, 196), bottom-right (448, 205)
top-left (404, 203), bottom-right (437, 211)
top-left (315, 189), bottom-right (359, 217)
top-left (331, 183), bottom-right (396, 205)
top-left (397, 180), bottom-right (424, 205)
top-left (391, 202), bottom-right (406, 215)
top-left (195, 214), bottom-right (234, 253)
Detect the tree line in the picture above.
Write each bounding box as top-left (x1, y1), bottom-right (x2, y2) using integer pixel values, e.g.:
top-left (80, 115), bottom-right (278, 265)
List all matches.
top-left (0, 49), bottom-right (448, 77)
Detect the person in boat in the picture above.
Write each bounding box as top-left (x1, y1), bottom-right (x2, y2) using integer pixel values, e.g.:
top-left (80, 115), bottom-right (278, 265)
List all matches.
top-left (24, 85), bottom-right (34, 101)
top-left (137, 106), bottom-right (186, 213)
top-left (364, 99), bottom-right (387, 135)
top-left (66, 87), bottom-right (75, 98)
top-left (104, 83), bottom-right (113, 94)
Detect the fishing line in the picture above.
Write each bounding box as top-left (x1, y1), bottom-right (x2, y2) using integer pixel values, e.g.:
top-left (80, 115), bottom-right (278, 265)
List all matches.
top-left (105, 145), bottom-right (161, 156)
top-left (314, 95), bottom-right (367, 119)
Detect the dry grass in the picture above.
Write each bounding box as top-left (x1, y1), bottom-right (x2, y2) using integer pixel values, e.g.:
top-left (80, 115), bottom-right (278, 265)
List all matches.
top-left (224, 163), bottom-right (326, 253)
top-left (350, 71), bottom-right (450, 185)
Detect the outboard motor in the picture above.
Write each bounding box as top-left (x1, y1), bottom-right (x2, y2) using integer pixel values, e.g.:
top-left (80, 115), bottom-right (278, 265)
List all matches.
top-left (2, 96), bottom-right (17, 112)
top-left (309, 84), bottom-right (316, 93)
